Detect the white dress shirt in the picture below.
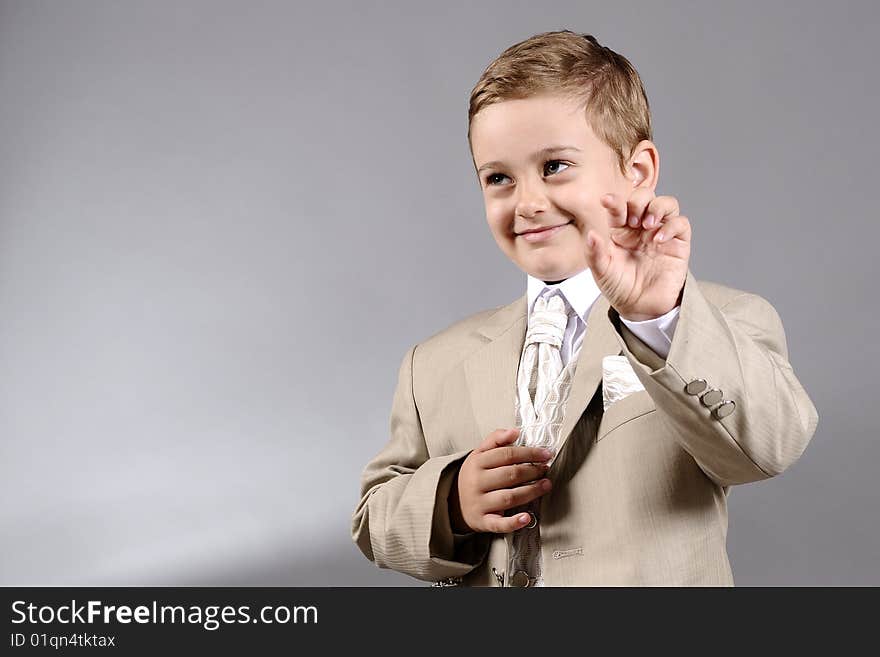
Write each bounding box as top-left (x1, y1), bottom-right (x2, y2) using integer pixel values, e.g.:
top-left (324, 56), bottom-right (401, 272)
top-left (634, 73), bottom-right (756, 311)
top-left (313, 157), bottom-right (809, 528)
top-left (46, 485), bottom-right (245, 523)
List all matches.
top-left (526, 267), bottom-right (680, 363)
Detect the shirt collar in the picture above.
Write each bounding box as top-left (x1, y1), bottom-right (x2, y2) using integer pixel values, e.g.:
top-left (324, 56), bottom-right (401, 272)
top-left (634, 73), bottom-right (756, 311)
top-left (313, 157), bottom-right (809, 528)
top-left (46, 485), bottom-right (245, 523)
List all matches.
top-left (526, 267), bottom-right (602, 325)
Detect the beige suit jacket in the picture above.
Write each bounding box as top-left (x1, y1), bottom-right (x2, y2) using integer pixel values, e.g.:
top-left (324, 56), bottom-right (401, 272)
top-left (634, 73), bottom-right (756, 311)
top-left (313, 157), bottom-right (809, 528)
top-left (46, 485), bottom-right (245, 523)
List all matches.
top-left (351, 269), bottom-right (819, 586)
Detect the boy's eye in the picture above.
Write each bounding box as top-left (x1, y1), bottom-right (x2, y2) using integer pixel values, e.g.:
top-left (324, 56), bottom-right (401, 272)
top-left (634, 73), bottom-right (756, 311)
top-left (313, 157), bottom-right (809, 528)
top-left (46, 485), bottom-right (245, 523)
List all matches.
top-left (544, 160), bottom-right (569, 175)
top-left (484, 160), bottom-right (570, 186)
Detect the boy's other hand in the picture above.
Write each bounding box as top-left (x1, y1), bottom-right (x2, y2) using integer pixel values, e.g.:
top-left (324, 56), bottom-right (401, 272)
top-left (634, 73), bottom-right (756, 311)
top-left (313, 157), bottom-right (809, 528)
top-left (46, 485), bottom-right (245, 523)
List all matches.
top-left (449, 428), bottom-right (552, 534)
top-left (586, 189), bottom-right (691, 321)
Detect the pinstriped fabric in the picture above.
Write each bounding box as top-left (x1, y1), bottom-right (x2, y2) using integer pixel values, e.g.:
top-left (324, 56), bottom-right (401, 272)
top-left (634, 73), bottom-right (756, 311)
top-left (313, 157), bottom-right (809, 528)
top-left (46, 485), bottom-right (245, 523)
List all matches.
top-left (506, 291), bottom-right (578, 587)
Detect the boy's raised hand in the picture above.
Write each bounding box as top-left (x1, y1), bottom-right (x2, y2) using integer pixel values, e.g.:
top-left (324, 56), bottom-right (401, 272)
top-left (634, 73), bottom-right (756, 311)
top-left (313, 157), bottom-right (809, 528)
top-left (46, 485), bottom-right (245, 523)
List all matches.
top-left (586, 189), bottom-right (691, 321)
top-left (449, 428), bottom-right (552, 534)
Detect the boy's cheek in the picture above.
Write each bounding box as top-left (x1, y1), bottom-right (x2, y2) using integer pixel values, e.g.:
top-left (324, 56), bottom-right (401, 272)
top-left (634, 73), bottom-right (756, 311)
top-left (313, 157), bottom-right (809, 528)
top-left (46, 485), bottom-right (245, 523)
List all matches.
top-left (565, 188), bottom-right (606, 225)
top-left (484, 206), bottom-right (513, 235)
top-left (568, 204), bottom-right (609, 239)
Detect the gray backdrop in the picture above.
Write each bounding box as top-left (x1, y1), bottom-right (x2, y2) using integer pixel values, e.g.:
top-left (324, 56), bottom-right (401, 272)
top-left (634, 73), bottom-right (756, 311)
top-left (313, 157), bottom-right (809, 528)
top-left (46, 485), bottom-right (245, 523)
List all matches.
top-left (1, 0), bottom-right (876, 586)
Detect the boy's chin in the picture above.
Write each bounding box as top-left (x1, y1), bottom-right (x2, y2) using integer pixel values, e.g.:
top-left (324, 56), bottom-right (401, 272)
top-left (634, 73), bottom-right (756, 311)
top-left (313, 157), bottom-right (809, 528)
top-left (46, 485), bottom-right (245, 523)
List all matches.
top-left (517, 255), bottom-right (586, 282)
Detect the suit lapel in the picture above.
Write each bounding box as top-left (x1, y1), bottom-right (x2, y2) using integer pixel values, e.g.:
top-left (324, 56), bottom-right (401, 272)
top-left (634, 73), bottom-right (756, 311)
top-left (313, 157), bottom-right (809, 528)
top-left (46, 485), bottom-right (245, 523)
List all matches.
top-left (464, 296), bottom-right (527, 446)
top-left (463, 291), bottom-right (623, 457)
top-left (554, 294), bottom-right (622, 461)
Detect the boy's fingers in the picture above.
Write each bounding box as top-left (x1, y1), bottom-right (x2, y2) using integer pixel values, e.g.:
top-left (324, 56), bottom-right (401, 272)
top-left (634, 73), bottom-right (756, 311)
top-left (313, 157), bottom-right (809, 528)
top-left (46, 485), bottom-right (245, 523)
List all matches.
top-left (484, 480), bottom-right (552, 518)
top-left (481, 462), bottom-right (550, 493)
top-left (653, 214), bottom-right (692, 245)
top-left (475, 427), bottom-right (519, 453)
top-left (625, 188), bottom-right (655, 228)
top-left (485, 512), bottom-right (535, 534)
top-left (644, 195), bottom-right (680, 228)
top-left (600, 193), bottom-right (627, 227)
top-left (481, 444), bottom-right (552, 469)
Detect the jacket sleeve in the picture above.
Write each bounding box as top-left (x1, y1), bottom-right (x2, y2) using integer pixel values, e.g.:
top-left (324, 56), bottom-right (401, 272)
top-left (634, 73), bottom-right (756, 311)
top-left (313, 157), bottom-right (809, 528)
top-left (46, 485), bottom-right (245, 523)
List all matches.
top-left (607, 268), bottom-right (819, 487)
top-left (351, 343), bottom-right (492, 582)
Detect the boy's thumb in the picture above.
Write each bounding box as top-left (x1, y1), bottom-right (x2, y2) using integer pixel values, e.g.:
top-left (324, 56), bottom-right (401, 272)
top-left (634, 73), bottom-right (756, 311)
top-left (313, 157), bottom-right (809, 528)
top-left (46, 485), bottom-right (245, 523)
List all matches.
top-left (585, 231), bottom-right (608, 277)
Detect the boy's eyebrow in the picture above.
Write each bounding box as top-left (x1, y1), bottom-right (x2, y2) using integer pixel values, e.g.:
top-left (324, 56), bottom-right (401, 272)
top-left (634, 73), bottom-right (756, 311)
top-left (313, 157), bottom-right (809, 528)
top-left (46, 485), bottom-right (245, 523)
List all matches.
top-left (476, 145), bottom-right (582, 173)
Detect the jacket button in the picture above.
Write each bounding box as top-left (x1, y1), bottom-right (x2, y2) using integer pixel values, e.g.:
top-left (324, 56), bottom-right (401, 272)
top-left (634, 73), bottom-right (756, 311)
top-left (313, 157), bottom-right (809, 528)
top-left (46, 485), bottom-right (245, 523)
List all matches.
top-left (713, 400), bottom-right (736, 419)
top-left (685, 379), bottom-right (708, 395)
top-left (700, 388), bottom-right (723, 406)
top-left (509, 570), bottom-right (532, 587)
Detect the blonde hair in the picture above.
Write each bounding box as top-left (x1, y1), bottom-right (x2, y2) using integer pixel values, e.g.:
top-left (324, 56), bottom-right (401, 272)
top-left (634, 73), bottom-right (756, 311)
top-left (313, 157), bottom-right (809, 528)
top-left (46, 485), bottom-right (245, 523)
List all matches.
top-left (468, 30), bottom-right (652, 175)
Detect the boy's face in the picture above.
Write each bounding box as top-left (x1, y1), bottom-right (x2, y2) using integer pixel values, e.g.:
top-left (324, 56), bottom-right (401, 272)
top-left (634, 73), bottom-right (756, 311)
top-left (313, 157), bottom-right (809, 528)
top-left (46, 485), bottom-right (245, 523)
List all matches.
top-left (470, 93), bottom-right (650, 282)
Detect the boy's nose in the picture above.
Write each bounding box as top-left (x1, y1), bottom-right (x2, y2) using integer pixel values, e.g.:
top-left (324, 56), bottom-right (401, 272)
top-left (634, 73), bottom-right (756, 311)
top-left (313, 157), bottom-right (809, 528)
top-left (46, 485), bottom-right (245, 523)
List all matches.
top-left (514, 176), bottom-right (550, 215)
top-left (516, 195), bottom-right (549, 219)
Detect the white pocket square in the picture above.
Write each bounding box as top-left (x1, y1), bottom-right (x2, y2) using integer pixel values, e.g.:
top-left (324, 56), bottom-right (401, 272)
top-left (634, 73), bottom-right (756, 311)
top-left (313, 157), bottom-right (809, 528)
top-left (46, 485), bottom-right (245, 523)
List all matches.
top-left (602, 355), bottom-right (645, 411)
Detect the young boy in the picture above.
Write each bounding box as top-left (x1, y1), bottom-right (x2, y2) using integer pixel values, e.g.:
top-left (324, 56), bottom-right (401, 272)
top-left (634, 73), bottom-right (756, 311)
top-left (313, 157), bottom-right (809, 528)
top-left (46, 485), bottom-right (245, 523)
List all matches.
top-left (351, 30), bottom-right (818, 586)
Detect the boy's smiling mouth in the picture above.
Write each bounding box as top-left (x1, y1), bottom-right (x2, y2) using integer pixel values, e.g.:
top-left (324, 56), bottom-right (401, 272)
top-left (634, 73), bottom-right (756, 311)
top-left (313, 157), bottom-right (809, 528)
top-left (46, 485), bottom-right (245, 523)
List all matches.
top-left (516, 220), bottom-right (574, 242)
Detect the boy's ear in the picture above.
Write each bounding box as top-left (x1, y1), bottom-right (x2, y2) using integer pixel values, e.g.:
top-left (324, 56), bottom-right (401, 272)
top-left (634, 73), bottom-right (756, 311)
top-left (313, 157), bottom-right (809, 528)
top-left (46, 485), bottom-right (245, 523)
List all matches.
top-left (626, 140), bottom-right (659, 191)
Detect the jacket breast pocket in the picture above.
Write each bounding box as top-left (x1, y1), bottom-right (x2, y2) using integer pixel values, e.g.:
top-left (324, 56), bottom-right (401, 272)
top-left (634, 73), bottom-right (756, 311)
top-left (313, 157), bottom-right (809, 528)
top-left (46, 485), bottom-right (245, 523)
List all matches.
top-left (596, 389), bottom-right (657, 442)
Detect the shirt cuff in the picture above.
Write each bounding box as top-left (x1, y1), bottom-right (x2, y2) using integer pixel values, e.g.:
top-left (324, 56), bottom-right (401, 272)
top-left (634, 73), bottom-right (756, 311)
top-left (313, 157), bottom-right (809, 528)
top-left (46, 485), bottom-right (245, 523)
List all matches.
top-left (619, 305), bottom-right (681, 359)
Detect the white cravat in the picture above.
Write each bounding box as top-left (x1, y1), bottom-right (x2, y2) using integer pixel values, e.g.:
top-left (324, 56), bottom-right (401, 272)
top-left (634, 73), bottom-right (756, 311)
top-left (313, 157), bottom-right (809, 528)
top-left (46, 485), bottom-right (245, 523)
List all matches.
top-left (508, 290), bottom-right (577, 587)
